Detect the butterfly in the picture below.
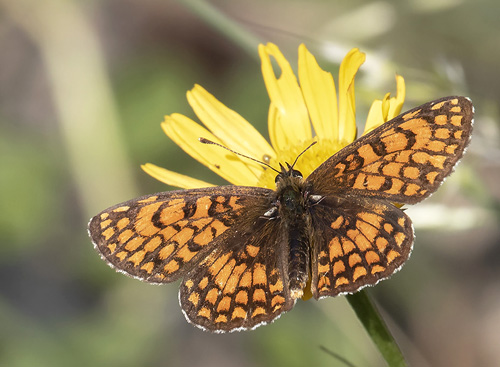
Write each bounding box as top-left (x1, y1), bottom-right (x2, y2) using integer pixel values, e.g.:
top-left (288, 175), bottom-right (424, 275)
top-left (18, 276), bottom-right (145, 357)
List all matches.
top-left (89, 96), bottom-right (473, 332)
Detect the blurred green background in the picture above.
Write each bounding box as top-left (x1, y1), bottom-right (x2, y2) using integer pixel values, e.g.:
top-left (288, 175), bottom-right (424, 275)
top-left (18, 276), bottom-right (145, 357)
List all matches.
top-left (1, 0), bottom-right (499, 366)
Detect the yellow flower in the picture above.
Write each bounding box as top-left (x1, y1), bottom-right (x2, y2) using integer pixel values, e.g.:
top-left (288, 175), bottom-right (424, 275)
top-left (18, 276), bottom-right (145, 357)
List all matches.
top-left (142, 43), bottom-right (405, 191)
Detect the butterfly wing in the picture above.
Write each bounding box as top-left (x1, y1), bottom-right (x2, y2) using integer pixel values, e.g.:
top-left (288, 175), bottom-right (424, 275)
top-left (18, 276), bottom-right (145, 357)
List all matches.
top-left (89, 187), bottom-right (262, 283)
top-left (89, 186), bottom-right (295, 331)
top-left (306, 96), bottom-right (473, 298)
top-left (179, 217), bottom-right (295, 332)
top-left (308, 195), bottom-right (413, 298)
top-left (307, 96), bottom-right (473, 204)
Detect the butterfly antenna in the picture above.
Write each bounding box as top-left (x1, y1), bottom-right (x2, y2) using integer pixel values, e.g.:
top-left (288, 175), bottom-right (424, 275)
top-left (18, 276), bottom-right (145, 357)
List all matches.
top-left (199, 137), bottom-right (280, 174)
top-left (290, 141), bottom-right (318, 169)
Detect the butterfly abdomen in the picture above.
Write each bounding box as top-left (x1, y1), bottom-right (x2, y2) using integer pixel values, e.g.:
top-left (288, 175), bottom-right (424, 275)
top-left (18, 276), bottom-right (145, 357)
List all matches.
top-left (276, 179), bottom-right (310, 299)
top-left (287, 224), bottom-right (310, 299)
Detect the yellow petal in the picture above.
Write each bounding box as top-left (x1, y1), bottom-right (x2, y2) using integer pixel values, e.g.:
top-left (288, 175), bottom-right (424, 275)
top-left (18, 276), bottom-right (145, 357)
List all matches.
top-left (298, 44), bottom-right (338, 141)
top-left (363, 75), bottom-right (406, 135)
top-left (162, 114), bottom-right (261, 186)
top-left (387, 74), bottom-right (405, 119)
top-left (363, 93), bottom-right (391, 135)
top-left (259, 43), bottom-right (312, 151)
top-left (364, 100), bottom-right (383, 135)
top-left (267, 102), bottom-right (287, 152)
top-left (187, 84), bottom-right (276, 173)
top-left (141, 163), bottom-right (214, 189)
top-left (338, 48), bottom-right (366, 143)
top-left (381, 92), bottom-right (391, 120)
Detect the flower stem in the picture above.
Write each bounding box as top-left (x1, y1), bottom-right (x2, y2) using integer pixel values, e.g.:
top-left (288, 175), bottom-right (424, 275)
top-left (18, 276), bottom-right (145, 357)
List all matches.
top-left (177, 0), bottom-right (261, 59)
top-left (347, 291), bottom-right (407, 367)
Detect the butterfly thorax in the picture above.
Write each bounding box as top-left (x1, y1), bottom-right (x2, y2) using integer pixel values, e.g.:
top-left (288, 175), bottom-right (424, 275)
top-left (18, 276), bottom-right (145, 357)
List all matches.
top-left (274, 164), bottom-right (312, 299)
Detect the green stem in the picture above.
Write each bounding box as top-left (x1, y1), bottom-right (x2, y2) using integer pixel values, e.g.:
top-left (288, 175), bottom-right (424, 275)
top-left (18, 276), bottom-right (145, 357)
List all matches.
top-left (176, 0), bottom-right (262, 59)
top-left (347, 291), bottom-right (407, 367)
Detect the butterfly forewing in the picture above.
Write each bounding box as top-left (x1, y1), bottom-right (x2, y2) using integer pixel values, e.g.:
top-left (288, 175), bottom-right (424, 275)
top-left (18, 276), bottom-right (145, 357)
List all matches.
top-left (89, 186), bottom-right (275, 284)
top-left (309, 196), bottom-right (413, 298)
top-left (307, 96), bottom-right (473, 204)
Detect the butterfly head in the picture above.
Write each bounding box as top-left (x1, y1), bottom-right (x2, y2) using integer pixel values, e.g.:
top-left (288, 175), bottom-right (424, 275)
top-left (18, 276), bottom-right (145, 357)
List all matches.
top-left (274, 141), bottom-right (318, 186)
top-left (275, 162), bottom-right (303, 182)
top-left (273, 162), bottom-right (306, 197)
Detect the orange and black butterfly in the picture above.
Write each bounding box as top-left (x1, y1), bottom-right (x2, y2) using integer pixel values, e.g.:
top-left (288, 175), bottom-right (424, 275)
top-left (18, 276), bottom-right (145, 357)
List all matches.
top-left (89, 96), bottom-right (473, 332)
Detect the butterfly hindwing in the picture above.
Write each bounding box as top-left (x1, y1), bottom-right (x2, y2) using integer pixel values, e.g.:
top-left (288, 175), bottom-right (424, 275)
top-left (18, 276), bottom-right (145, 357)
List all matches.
top-left (309, 196), bottom-right (413, 298)
top-left (307, 96), bottom-right (473, 204)
top-left (179, 216), bottom-right (295, 332)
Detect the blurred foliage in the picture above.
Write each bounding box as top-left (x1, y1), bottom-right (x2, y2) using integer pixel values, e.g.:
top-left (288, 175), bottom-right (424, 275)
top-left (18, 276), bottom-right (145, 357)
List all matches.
top-left (1, 0), bottom-right (499, 366)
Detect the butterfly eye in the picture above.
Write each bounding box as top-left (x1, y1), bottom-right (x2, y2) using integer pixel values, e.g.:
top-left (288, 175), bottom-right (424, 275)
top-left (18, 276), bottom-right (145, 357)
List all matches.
top-left (291, 169), bottom-right (303, 179)
top-left (275, 169), bottom-right (303, 183)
